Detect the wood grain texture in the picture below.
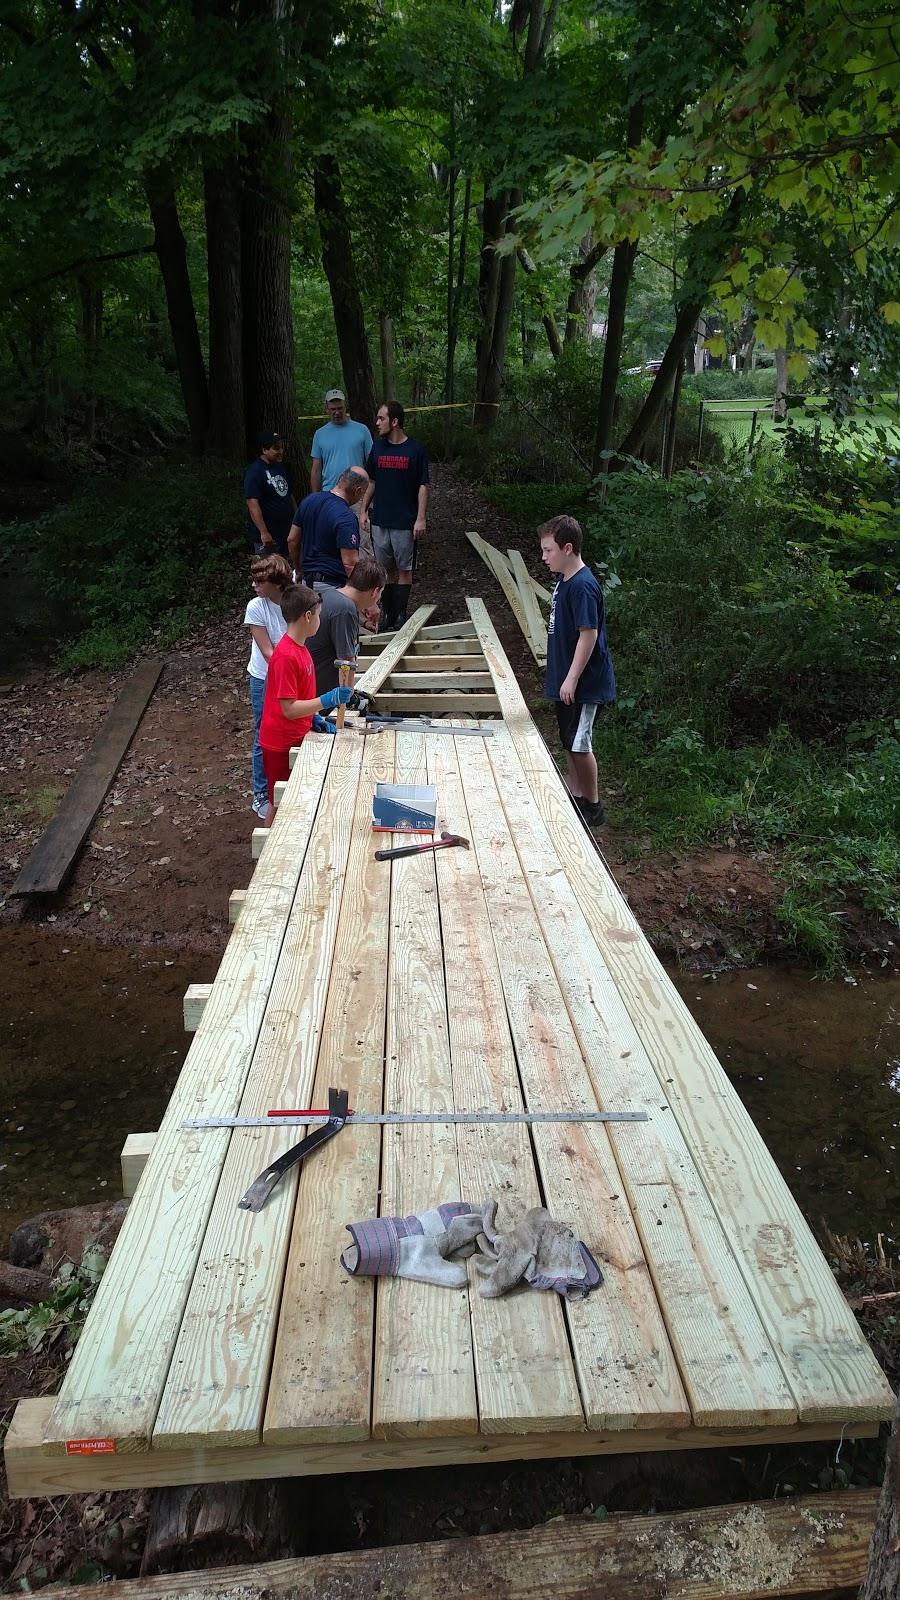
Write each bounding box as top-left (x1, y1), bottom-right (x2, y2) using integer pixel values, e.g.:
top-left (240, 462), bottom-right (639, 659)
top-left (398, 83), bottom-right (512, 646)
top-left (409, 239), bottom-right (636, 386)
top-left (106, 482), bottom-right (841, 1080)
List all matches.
top-left (465, 532), bottom-right (543, 663)
top-left (480, 725), bottom-right (794, 1429)
top-left (386, 672), bottom-right (494, 691)
top-left (182, 984), bottom-right (211, 1032)
top-left (456, 735), bottom-right (690, 1434)
top-left (468, 597), bottom-right (894, 1426)
top-left (354, 606), bottom-right (435, 695)
top-left (152, 738), bottom-right (363, 1451)
top-left (121, 1134), bottom-right (156, 1199)
top-left (371, 692), bottom-right (500, 715)
top-left (373, 731), bottom-right (477, 1440)
top-left (264, 734), bottom-right (396, 1446)
top-left (228, 889), bottom-right (247, 924)
top-left (27, 1491), bottom-right (880, 1600)
top-left (8, 1398), bottom-right (874, 1496)
top-left (508, 547), bottom-right (550, 653)
top-left (427, 731), bottom-right (584, 1435)
top-left (41, 736), bottom-right (335, 1453)
top-left (12, 660), bottom-right (163, 895)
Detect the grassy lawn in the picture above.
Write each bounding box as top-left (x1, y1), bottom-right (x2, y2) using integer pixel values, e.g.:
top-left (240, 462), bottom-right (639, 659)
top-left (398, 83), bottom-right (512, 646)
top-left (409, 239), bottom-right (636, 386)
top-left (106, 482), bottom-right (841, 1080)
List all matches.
top-left (702, 394), bottom-right (900, 453)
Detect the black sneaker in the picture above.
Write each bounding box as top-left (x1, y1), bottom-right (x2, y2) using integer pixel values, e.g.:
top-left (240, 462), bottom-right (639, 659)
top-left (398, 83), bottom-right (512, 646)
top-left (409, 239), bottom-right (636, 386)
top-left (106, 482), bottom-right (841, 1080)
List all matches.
top-left (576, 797), bottom-right (606, 827)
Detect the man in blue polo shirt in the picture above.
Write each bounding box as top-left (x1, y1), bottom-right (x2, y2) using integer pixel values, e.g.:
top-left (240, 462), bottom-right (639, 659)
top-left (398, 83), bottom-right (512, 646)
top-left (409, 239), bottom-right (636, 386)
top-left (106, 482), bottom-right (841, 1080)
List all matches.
top-left (288, 465), bottom-right (370, 586)
top-left (540, 513), bottom-right (616, 830)
top-left (361, 400), bottom-right (430, 631)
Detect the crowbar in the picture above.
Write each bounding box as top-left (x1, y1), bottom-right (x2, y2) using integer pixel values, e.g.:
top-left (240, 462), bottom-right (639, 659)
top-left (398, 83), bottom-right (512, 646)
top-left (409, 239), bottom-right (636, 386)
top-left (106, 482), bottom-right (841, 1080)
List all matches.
top-left (237, 1086), bottom-right (349, 1211)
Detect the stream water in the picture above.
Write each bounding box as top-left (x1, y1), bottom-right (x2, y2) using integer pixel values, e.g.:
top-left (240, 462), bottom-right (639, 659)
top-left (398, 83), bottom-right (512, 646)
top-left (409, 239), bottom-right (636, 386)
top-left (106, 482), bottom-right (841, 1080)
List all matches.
top-left (1, 927), bottom-right (897, 1254)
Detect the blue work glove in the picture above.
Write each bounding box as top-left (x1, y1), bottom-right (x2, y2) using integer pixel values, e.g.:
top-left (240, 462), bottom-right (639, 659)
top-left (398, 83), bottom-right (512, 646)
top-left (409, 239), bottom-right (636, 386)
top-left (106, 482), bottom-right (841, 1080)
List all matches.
top-left (319, 686), bottom-right (353, 711)
top-left (312, 713), bottom-right (336, 735)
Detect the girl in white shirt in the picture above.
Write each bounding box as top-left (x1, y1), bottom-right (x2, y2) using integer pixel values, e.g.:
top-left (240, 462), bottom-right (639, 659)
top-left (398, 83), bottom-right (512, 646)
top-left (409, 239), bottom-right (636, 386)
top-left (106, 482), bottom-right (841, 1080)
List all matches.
top-left (244, 553), bottom-right (291, 817)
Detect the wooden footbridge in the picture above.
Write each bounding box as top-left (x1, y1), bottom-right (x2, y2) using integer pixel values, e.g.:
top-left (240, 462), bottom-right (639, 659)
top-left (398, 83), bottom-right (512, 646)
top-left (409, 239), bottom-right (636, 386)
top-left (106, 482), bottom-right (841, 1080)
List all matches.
top-left (6, 600), bottom-right (893, 1498)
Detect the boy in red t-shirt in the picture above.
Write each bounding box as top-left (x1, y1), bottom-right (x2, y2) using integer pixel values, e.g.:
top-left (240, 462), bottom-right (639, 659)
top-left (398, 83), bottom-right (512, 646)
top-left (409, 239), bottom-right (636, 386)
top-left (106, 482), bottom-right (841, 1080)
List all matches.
top-left (258, 582), bottom-right (352, 827)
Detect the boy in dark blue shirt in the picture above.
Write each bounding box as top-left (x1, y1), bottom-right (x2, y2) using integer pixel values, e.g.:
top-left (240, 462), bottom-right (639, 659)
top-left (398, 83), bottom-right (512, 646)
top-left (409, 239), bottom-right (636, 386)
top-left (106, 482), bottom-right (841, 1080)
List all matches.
top-left (361, 400), bottom-right (430, 631)
top-left (243, 431), bottom-right (296, 556)
top-left (540, 514), bottom-right (616, 828)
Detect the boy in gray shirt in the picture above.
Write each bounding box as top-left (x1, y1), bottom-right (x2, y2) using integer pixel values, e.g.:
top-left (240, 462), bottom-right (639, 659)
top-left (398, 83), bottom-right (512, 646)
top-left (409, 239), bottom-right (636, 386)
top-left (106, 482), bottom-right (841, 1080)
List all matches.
top-left (307, 557), bottom-right (387, 694)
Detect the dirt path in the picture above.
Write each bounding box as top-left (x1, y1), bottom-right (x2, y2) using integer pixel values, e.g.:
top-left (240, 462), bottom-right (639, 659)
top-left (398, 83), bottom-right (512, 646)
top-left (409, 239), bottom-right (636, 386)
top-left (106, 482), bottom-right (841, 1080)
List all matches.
top-left (0, 463), bottom-right (788, 966)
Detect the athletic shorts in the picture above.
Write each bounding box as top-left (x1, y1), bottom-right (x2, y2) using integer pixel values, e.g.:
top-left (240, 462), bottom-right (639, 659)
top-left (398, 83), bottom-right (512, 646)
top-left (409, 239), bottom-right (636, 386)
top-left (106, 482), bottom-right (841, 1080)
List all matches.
top-left (373, 525), bottom-right (415, 573)
top-left (261, 746), bottom-right (292, 804)
top-left (556, 701), bottom-right (598, 754)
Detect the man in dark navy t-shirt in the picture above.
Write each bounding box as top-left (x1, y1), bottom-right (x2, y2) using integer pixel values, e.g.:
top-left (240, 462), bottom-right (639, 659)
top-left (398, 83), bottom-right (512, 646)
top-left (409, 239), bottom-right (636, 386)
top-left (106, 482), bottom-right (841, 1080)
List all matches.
top-left (540, 513), bottom-right (615, 830)
top-left (288, 465), bottom-right (369, 585)
top-left (361, 400), bottom-right (430, 632)
top-left (244, 431), bottom-right (296, 556)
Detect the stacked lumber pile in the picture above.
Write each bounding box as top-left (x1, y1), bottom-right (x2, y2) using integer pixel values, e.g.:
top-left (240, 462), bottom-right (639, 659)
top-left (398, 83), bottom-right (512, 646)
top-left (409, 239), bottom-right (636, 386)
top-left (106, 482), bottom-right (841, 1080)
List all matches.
top-left (465, 530), bottom-right (549, 666)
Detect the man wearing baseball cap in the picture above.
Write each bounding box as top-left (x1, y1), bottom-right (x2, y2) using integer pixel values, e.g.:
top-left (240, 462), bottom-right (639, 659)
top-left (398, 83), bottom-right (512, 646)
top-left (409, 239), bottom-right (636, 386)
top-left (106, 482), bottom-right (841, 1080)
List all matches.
top-left (310, 389), bottom-right (373, 495)
top-left (244, 431), bottom-right (297, 557)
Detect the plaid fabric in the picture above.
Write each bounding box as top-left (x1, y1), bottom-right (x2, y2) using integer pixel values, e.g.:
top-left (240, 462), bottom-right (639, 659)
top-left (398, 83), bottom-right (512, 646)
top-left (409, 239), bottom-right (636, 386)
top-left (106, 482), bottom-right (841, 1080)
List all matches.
top-left (530, 1243), bottom-right (603, 1298)
top-left (342, 1201), bottom-right (473, 1278)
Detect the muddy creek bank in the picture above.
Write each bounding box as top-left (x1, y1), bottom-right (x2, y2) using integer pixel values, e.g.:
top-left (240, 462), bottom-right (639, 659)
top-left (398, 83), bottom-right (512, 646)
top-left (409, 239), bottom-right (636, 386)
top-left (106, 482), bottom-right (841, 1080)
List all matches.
top-left (1, 926), bottom-right (898, 1256)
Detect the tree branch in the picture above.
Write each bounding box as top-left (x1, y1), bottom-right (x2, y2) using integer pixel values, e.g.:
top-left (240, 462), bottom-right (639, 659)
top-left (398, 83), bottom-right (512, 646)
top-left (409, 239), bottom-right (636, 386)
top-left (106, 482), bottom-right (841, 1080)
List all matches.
top-left (10, 244), bottom-right (156, 298)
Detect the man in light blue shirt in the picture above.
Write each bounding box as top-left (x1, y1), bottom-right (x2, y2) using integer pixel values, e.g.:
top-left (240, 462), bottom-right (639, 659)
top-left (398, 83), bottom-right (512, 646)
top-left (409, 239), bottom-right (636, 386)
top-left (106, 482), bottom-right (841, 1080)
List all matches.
top-left (310, 389), bottom-right (373, 492)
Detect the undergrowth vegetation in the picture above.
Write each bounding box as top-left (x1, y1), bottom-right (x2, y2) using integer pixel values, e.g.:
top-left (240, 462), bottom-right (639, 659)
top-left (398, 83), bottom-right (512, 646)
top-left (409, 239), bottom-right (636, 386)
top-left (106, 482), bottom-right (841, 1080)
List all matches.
top-left (485, 438), bottom-right (899, 969)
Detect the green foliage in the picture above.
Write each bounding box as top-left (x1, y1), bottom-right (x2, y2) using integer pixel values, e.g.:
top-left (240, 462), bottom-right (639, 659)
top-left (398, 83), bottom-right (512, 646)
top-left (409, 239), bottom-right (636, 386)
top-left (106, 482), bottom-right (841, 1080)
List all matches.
top-left (683, 370), bottom-right (776, 400)
top-left (1, 461), bottom-right (245, 671)
top-left (581, 462), bottom-right (899, 966)
top-left (0, 1243), bottom-right (108, 1356)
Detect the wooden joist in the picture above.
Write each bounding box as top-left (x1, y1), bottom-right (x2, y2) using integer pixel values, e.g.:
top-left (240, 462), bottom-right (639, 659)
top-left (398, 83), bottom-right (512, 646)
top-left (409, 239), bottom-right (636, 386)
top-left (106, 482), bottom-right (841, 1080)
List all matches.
top-left (40, 734), bottom-right (336, 1454)
top-left (4, 1397), bottom-right (879, 1494)
top-left (371, 692), bottom-right (500, 716)
top-left (182, 983), bottom-right (211, 1033)
top-left (386, 672), bottom-right (494, 691)
top-left (228, 888), bottom-right (247, 924)
top-left (466, 597), bottom-right (895, 1427)
top-left (121, 1133), bottom-right (156, 1199)
top-left (465, 532), bottom-right (547, 665)
top-left (364, 653), bottom-right (486, 673)
top-left (20, 1491), bottom-right (880, 1600)
top-left (12, 659), bottom-right (163, 895)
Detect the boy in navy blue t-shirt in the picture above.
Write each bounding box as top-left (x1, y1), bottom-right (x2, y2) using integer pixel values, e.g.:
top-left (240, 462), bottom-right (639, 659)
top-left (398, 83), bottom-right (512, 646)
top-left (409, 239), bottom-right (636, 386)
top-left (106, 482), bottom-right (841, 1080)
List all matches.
top-left (539, 514), bottom-right (615, 828)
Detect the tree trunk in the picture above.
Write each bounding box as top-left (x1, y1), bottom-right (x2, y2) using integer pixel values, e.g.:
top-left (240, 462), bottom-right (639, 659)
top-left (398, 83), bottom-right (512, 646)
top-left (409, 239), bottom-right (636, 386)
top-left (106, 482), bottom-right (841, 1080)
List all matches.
top-left (860, 1403), bottom-right (900, 1600)
top-left (612, 295), bottom-right (702, 467)
top-left (591, 238), bottom-right (638, 475)
top-left (693, 316), bottom-right (707, 375)
top-left (378, 313), bottom-right (396, 400)
top-left (773, 346), bottom-right (789, 419)
top-left (517, 247), bottom-right (562, 360)
top-left (663, 358), bottom-right (684, 478)
top-left (146, 164), bottom-right (210, 455)
top-left (141, 1483), bottom-right (298, 1576)
top-left (474, 187), bottom-right (519, 429)
top-left (78, 278), bottom-right (102, 443)
top-left (313, 154), bottom-right (377, 425)
top-left (445, 173), bottom-right (472, 407)
top-left (241, 106), bottom-right (303, 476)
top-left (204, 156), bottom-right (244, 460)
top-left (564, 231), bottom-right (605, 347)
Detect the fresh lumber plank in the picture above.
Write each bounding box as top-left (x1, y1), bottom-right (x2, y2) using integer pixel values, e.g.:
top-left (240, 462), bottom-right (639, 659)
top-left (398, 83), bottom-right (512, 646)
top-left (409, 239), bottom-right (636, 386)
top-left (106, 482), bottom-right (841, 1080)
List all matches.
top-left (121, 1134), bottom-right (156, 1199)
top-left (11, 659), bottom-right (163, 895)
top-left (41, 735), bottom-right (335, 1453)
top-left (421, 620), bottom-right (477, 638)
top-left (468, 597), bottom-right (895, 1426)
top-left (371, 692), bottom-right (500, 715)
top-left (228, 889), bottom-right (247, 924)
top-left (8, 1397), bottom-right (875, 1496)
top-left (182, 983), bottom-right (211, 1033)
top-left (508, 547), bottom-right (550, 656)
top-left (360, 652), bottom-right (487, 673)
top-left (408, 638), bottom-right (483, 656)
top-left (508, 551), bottom-right (553, 606)
top-left (465, 531), bottom-right (542, 663)
top-left (23, 1491), bottom-right (880, 1600)
top-left (479, 723), bottom-right (794, 1429)
top-left (264, 733), bottom-right (396, 1446)
top-left (372, 731), bottom-right (477, 1440)
top-left (152, 737), bottom-right (364, 1451)
top-left (272, 779), bottom-right (288, 806)
top-left (386, 671), bottom-right (494, 691)
top-left (426, 730), bottom-right (585, 1434)
top-left (251, 827), bottom-right (268, 859)
top-left (455, 733), bottom-right (690, 1434)
top-left (354, 605), bottom-right (435, 696)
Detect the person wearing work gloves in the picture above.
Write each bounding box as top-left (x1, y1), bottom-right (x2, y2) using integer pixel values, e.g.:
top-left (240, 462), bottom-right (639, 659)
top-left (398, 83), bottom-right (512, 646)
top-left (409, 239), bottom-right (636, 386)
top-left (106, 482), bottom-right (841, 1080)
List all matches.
top-left (258, 583), bottom-right (352, 828)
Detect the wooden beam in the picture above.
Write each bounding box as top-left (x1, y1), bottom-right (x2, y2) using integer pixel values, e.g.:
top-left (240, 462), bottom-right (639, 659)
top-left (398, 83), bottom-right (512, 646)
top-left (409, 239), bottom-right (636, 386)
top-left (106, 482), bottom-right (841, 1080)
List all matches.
top-left (420, 621), bottom-right (477, 639)
top-left (121, 1134), bottom-right (156, 1199)
top-left (386, 672), bottom-right (494, 691)
top-left (251, 827), bottom-right (269, 859)
top-left (12, 659), bottom-right (163, 895)
top-left (465, 533), bottom-right (545, 665)
top-left (228, 889), bottom-right (247, 925)
top-left (18, 1491), bottom-right (879, 1600)
top-left (354, 605), bottom-right (436, 697)
top-left (372, 693), bottom-right (500, 716)
top-left (182, 983), bottom-right (211, 1033)
top-left (407, 640), bottom-right (483, 657)
top-left (273, 779), bottom-right (288, 806)
top-left (360, 653), bottom-right (486, 673)
top-left (6, 1398), bottom-right (876, 1496)
top-left (508, 547), bottom-right (550, 658)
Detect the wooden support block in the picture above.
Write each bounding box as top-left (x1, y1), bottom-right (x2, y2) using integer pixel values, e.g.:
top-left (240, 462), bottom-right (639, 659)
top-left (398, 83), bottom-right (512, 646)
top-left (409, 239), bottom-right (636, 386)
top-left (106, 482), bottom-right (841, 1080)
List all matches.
top-left (183, 983), bottom-right (212, 1033)
top-left (386, 672), bottom-right (494, 691)
top-left (372, 693), bottom-right (500, 716)
top-left (121, 1134), bottom-right (157, 1199)
top-left (228, 889), bottom-right (247, 925)
top-left (273, 780), bottom-right (288, 806)
top-left (16, 1490), bottom-right (880, 1600)
top-left (251, 827), bottom-right (269, 858)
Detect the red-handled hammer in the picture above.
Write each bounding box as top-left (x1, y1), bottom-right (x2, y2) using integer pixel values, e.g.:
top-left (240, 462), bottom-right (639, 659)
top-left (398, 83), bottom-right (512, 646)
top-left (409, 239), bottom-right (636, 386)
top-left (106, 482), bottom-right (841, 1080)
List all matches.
top-left (375, 830), bottom-right (469, 862)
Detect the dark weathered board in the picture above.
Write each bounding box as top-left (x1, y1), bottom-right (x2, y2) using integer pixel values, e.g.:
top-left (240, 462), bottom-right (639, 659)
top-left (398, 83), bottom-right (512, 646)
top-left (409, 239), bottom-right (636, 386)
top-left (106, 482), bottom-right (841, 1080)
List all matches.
top-left (12, 659), bottom-right (163, 895)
